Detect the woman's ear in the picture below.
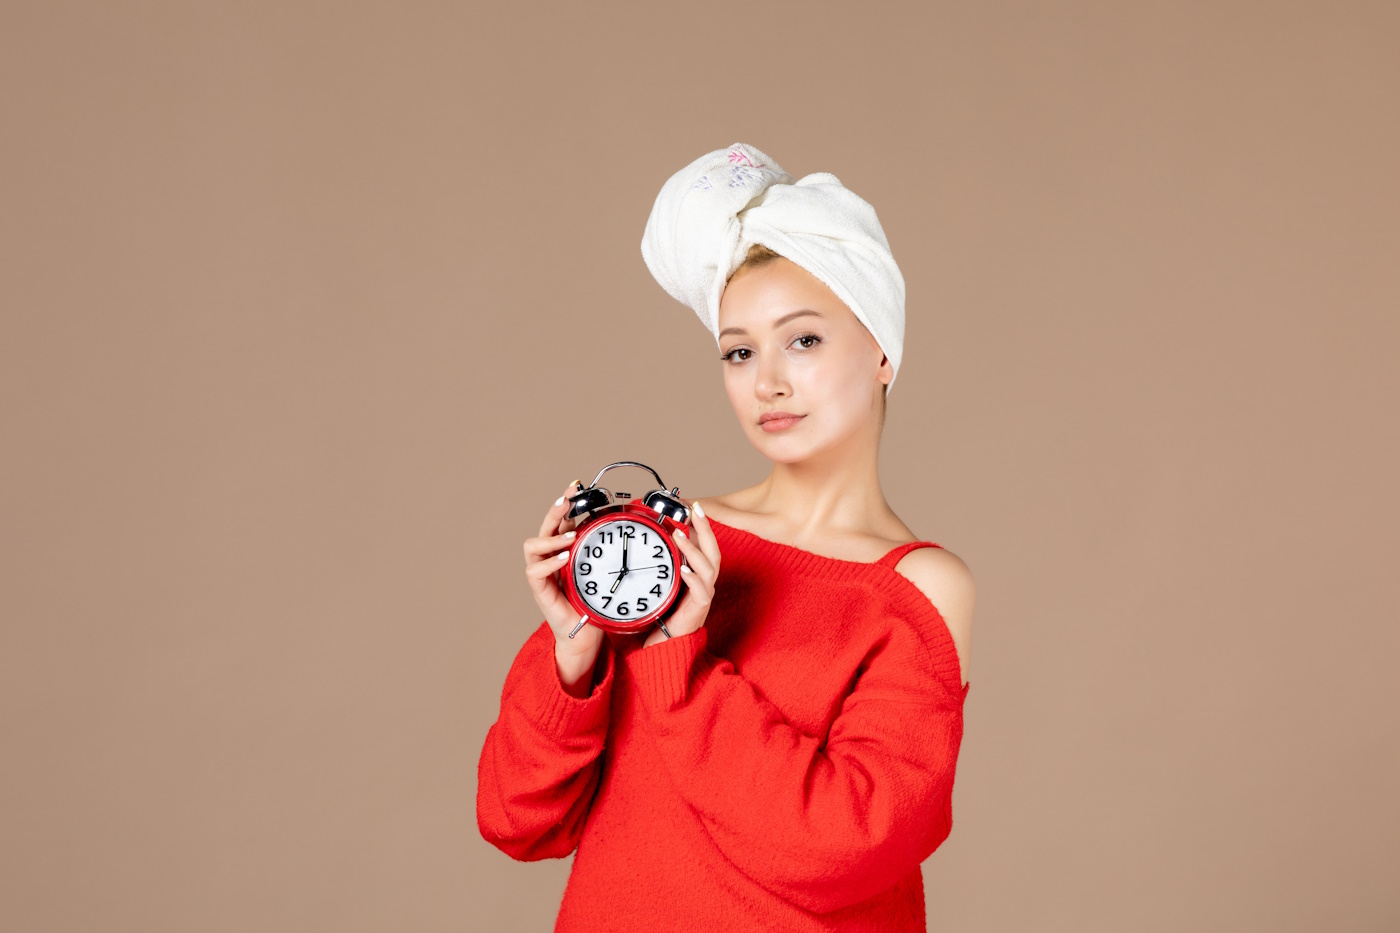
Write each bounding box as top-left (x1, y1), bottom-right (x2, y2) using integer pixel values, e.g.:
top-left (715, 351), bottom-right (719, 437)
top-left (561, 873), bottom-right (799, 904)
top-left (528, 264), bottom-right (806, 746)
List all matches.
top-left (877, 353), bottom-right (893, 386)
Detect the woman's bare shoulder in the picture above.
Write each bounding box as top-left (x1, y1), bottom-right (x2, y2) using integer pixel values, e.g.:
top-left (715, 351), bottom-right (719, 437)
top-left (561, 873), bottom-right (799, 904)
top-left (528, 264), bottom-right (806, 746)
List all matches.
top-left (889, 545), bottom-right (975, 687)
top-left (691, 492), bottom-right (751, 526)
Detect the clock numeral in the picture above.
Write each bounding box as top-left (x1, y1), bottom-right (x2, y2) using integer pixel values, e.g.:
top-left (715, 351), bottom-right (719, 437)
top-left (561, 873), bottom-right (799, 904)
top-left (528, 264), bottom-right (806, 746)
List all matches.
top-left (642, 532), bottom-right (649, 543)
top-left (584, 581), bottom-right (597, 595)
top-left (636, 597), bottom-right (648, 612)
top-left (601, 596), bottom-right (612, 608)
top-left (657, 565), bottom-right (669, 579)
top-left (650, 584), bottom-right (662, 597)
top-left (587, 545), bottom-right (603, 559)
top-left (579, 561), bottom-right (591, 576)
top-left (653, 545), bottom-right (664, 558)
top-left (617, 601), bottom-right (629, 616)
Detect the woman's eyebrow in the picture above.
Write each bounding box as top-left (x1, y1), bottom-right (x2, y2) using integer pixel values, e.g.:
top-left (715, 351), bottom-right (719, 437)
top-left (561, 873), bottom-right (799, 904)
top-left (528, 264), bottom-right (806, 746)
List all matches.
top-left (718, 308), bottom-right (823, 338)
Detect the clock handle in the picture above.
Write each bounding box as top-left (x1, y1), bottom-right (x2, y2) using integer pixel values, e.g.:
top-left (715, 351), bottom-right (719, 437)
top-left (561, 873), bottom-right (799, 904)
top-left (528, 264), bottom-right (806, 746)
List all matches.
top-left (586, 460), bottom-right (668, 491)
top-left (572, 461), bottom-right (690, 525)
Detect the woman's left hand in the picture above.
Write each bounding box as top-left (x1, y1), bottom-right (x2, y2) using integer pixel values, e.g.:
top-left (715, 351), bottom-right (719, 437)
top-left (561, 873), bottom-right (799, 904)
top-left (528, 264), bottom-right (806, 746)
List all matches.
top-left (642, 500), bottom-right (720, 648)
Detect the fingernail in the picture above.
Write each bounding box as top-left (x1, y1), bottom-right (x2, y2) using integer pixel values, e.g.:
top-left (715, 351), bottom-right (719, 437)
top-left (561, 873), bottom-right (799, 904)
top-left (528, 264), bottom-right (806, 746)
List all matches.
top-left (673, 528), bottom-right (684, 539)
top-left (554, 496), bottom-right (564, 506)
top-left (681, 563), bottom-right (693, 574)
top-left (557, 551), bottom-right (569, 561)
top-left (694, 502), bottom-right (704, 517)
top-left (564, 531), bottom-right (576, 539)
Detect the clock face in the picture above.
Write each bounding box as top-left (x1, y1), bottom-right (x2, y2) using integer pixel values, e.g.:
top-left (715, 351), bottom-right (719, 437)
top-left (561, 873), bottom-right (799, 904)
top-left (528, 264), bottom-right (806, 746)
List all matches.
top-left (571, 517), bottom-right (678, 624)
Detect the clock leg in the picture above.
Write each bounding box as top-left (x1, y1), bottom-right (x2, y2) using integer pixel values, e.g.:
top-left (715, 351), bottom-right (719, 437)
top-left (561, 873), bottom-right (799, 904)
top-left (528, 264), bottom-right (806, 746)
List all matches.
top-left (568, 615), bottom-right (589, 639)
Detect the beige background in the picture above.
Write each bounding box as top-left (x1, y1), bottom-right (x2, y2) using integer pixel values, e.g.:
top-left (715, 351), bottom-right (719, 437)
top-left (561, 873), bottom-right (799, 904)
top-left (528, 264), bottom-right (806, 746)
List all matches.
top-left (2, 2), bottom-right (1397, 930)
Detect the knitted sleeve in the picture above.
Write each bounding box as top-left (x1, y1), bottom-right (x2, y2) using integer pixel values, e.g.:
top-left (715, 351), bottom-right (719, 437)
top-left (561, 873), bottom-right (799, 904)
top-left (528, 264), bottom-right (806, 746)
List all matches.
top-left (476, 621), bottom-right (615, 861)
top-left (621, 620), bottom-right (965, 914)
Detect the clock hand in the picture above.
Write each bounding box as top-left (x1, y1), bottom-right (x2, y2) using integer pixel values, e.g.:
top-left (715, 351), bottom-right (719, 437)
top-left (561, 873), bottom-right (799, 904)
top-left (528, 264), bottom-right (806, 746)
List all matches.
top-left (611, 536), bottom-right (629, 593)
top-left (607, 563), bottom-right (670, 575)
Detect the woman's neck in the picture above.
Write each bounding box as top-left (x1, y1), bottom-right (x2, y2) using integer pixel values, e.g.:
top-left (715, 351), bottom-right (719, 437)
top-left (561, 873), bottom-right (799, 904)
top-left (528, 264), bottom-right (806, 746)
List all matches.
top-left (717, 435), bottom-right (910, 547)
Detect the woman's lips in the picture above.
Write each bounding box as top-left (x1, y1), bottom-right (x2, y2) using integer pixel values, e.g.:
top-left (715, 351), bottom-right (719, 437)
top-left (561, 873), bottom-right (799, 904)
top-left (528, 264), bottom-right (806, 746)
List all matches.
top-left (759, 414), bottom-right (805, 433)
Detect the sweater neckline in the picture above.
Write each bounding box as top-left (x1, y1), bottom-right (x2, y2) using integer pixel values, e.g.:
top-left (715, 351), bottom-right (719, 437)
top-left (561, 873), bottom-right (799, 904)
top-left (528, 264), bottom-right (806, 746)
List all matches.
top-left (705, 516), bottom-right (969, 695)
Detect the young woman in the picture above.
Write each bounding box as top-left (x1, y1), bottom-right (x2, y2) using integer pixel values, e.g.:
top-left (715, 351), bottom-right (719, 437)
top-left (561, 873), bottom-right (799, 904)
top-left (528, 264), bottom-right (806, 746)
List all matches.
top-left (478, 145), bottom-right (974, 933)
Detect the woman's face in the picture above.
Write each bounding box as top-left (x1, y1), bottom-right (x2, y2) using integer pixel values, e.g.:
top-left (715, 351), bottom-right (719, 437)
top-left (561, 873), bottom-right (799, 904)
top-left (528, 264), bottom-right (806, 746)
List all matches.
top-left (716, 256), bottom-right (892, 463)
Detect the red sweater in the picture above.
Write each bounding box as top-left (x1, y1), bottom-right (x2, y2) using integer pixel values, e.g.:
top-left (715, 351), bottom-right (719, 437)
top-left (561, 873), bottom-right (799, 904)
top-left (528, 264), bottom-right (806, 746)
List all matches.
top-left (477, 517), bottom-right (970, 932)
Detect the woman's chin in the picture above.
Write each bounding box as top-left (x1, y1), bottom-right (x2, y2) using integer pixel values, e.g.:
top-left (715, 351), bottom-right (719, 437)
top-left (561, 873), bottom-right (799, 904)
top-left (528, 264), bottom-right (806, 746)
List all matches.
top-left (748, 429), bottom-right (813, 462)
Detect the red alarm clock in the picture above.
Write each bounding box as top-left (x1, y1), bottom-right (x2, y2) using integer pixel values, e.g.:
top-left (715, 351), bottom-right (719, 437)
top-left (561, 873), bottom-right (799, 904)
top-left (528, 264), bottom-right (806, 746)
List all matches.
top-left (559, 461), bottom-right (693, 638)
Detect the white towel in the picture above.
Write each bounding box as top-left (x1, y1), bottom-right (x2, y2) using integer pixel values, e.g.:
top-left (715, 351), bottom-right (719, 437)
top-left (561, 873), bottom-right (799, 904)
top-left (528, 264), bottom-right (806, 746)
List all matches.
top-left (640, 142), bottom-right (907, 393)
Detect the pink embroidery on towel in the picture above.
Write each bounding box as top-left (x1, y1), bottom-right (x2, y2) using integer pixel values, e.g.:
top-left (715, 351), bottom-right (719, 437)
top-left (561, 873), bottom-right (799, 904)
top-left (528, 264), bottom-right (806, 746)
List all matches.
top-left (728, 147), bottom-right (766, 169)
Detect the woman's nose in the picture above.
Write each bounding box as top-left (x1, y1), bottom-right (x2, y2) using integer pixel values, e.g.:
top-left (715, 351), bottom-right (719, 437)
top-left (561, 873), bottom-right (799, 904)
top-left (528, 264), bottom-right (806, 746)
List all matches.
top-left (753, 350), bottom-right (790, 399)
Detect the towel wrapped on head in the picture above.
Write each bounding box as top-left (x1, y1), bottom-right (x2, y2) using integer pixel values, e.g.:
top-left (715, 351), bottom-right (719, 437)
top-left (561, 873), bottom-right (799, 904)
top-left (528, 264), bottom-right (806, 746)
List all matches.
top-left (640, 142), bottom-right (907, 393)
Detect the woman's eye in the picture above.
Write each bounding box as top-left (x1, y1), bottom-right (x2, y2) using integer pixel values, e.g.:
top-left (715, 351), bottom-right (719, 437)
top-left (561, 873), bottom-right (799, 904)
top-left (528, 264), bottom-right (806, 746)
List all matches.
top-left (723, 335), bottom-right (818, 364)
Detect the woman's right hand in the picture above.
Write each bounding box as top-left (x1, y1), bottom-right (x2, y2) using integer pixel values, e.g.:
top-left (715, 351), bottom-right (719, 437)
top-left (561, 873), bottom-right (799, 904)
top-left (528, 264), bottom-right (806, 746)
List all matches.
top-left (524, 480), bottom-right (605, 693)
